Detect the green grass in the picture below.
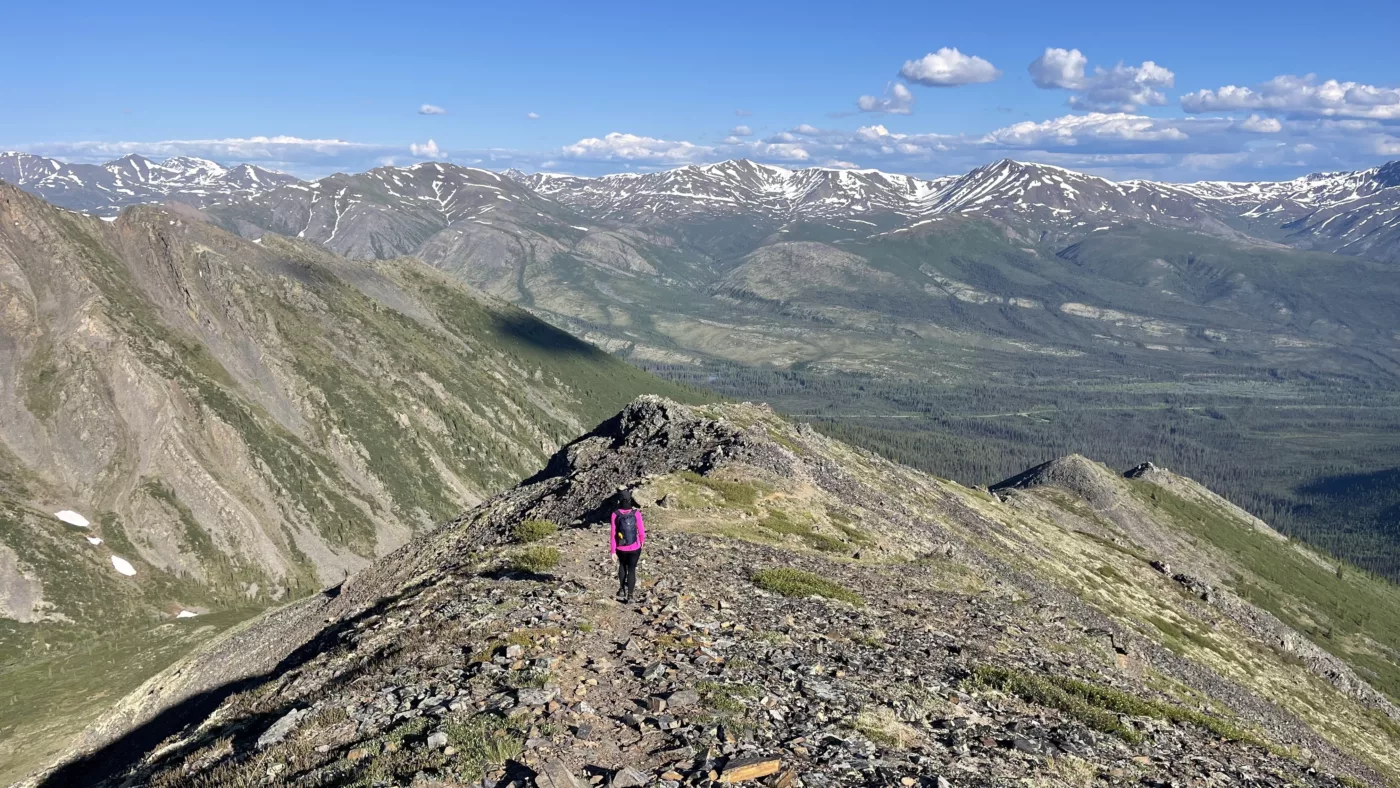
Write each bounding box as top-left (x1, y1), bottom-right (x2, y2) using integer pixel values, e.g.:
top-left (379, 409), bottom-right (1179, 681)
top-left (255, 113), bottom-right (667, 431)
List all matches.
top-left (0, 608), bottom-right (257, 786)
top-left (1129, 479), bottom-right (1400, 704)
top-left (751, 568), bottom-right (863, 606)
top-left (748, 510), bottom-right (851, 553)
top-left (677, 470), bottom-right (760, 507)
top-left (972, 664), bottom-right (1270, 748)
top-left (20, 338), bottom-right (63, 422)
top-left (509, 546), bottom-right (561, 574)
top-left (511, 519), bottom-right (558, 543)
top-left (696, 680), bottom-right (760, 714)
top-left (443, 714), bottom-right (525, 781)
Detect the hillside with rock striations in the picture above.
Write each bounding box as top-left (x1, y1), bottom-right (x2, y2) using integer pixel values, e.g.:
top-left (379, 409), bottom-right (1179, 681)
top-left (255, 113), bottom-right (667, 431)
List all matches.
top-left (25, 398), bottom-right (1400, 787)
top-left (0, 185), bottom-right (698, 780)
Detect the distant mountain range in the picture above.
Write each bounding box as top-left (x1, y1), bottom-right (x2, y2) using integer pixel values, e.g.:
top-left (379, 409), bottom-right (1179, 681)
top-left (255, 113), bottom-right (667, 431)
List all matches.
top-left (0, 152), bottom-right (299, 215)
top-left (5, 152), bottom-right (1399, 262)
top-left (6, 152), bottom-right (1400, 382)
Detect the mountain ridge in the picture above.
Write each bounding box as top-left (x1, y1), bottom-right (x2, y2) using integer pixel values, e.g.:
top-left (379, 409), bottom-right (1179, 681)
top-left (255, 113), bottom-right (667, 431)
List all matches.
top-left (20, 397), bottom-right (1400, 786)
top-left (8, 152), bottom-right (1399, 262)
top-left (0, 183), bottom-right (701, 780)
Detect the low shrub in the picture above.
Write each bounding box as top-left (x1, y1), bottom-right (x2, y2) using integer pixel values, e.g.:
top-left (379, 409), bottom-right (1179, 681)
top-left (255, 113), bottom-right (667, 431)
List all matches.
top-left (510, 545), bottom-right (561, 574)
top-left (751, 568), bottom-right (863, 606)
top-left (512, 519), bottom-right (558, 543)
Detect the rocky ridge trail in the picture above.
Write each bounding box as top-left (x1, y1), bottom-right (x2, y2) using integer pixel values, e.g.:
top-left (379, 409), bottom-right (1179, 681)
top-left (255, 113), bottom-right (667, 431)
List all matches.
top-left (24, 398), bottom-right (1398, 786)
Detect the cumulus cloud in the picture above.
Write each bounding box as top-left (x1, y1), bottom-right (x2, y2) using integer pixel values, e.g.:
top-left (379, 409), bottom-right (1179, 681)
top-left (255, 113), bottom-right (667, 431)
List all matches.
top-left (1028, 48), bottom-right (1087, 90)
top-left (527, 112), bottom-right (541, 120)
top-left (730, 125), bottom-right (753, 136)
top-left (1238, 114), bottom-right (1282, 133)
top-left (418, 104), bottom-right (447, 115)
top-left (1374, 136), bottom-right (1400, 155)
top-left (979, 112), bottom-right (1187, 147)
top-left (857, 82), bottom-right (914, 114)
top-left (1181, 74), bottom-right (1400, 121)
top-left (410, 139), bottom-right (444, 158)
top-left (1029, 48), bottom-right (1174, 111)
top-left (23, 136), bottom-right (392, 174)
top-left (561, 132), bottom-right (714, 164)
top-left (899, 48), bottom-right (1001, 87)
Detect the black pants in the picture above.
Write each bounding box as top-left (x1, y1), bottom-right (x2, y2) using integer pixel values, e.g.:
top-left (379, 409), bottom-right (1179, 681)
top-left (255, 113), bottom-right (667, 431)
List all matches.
top-left (616, 549), bottom-right (640, 598)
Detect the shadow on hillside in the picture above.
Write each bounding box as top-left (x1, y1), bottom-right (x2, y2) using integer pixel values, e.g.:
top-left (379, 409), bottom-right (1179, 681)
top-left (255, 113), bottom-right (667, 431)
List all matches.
top-left (37, 579), bottom-right (433, 787)
top-left (480, 566), bottom-right (558, 582)
top-left (491, 311), bottom-right (602, 358)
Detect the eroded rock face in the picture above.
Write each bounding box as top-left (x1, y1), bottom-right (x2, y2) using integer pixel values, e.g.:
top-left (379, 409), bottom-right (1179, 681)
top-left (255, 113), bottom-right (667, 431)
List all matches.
top-left (0, 544), bottom-right (44, 623)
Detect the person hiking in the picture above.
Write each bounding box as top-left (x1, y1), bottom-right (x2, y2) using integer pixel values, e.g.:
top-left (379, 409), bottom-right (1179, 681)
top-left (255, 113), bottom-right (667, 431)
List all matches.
top-left (609, 489), bottom-right (645, 602)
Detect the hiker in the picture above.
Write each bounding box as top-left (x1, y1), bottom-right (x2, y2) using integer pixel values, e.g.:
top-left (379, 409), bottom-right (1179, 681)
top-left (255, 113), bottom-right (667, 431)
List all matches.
top-left (609, 489), bottom-right (645, 602)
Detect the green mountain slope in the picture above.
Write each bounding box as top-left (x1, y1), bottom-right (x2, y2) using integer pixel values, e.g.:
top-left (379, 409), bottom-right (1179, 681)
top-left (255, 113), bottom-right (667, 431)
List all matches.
top-left (0, 184), bottom-right (701, 779)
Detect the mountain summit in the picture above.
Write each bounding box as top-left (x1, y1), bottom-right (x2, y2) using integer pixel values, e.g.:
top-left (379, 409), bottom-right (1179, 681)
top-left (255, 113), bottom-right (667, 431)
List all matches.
top-left (26, 398), bottom-right (1400, 786)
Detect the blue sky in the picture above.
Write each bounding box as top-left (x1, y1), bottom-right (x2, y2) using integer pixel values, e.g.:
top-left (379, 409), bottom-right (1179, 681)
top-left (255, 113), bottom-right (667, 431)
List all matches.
top-left (3, 0), bottom-right (1398, 181)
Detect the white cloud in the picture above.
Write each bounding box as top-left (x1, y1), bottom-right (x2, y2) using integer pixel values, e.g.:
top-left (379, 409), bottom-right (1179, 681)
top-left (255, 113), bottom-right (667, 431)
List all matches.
top-left (755, 143), bottom-right (811, 161)
top-left (410, 139), bottom-right (443, 158)
top-left (1374, 135), bottom-right (1400, 156)
top-left (1182, 74), bottom-right (1400, 121)
top-left (418, 104), bottom-right (447, 115)
top-left (730, 125), bottom-right (753, 136)
top-left (1028, 48), bottom-right (1087, 90)
top-left (561, 132), bottom-right (714, 164)
top-left (735, 109), bottom-right (753, 117)
top-left (898, 48), bottom-right (1001, 87)
top-left (1029, 48), bottom-right (1174, 111)
top-left (1238, 114), bottom-right (1282, 133)
top-left (527, 112), bottom-right (541, 120)
top-left (979, 113), bottom-right (1188, 147)
top-left (857, 82), bottom-right (914, 114)
top-left (824, 160), bottom-right (861, 169)
top-left (855, 124), bottom-right (893, 142)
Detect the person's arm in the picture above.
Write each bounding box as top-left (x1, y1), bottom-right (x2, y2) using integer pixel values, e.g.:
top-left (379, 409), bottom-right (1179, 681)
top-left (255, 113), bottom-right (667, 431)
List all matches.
top-left (609, 512), bottom-right (618, 555)
top-left (636, 511), bottom-right (646, 549)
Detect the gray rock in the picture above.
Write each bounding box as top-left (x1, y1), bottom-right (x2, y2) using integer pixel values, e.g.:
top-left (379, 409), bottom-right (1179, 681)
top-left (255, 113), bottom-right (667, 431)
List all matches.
top-left (667, 689), bottom-right (700, 709)
top-left (427, 730), bottom-right (449, 749)
top-left (611, 766), bottom-right (649, 788)
top-left (518, 687), bottom-right (558, 706)
top-left (535, 759), bottom-right (586, 788)
top-left (256, 708), bottom-right (309, 750)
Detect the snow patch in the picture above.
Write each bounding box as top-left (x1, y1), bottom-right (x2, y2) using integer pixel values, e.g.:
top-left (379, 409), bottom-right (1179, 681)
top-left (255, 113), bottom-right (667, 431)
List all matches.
top-left (176, 610), bottom-right (198, 619)
top-left (111, 556), bottom-right (137, 576)
top-left (86, 536), bottom-right (103, 545)
top-left (55, 510), bottom-right (90, 528)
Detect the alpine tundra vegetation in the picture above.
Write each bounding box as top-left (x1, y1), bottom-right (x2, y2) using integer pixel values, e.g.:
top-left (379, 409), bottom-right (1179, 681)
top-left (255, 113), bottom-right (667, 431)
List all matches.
top-left (19, 398), bottom-right (1400, 787)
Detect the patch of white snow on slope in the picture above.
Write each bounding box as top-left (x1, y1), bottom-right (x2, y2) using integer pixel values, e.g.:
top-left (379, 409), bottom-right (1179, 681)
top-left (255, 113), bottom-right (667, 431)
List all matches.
top-left (55, 510), bottom-right (90, 527)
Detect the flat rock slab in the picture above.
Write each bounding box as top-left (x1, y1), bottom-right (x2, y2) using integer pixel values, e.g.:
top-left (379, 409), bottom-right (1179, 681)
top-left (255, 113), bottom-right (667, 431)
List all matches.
top-left (535, 759), bottom-right (586, 788)
top-left (720, 755), bottom-right (782, 783)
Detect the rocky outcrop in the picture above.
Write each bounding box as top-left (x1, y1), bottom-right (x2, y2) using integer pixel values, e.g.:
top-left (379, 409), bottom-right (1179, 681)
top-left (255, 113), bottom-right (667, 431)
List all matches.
top-left (990, 454), bottom-right (1123, 511)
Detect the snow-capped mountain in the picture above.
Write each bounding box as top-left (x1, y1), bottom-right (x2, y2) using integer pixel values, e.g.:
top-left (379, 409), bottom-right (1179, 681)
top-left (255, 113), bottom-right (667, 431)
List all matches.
top-left (512, 157), bottom-right (1400, 260)
top-left (515, 159), bottom-right (957, 226)
top-left (7, 152), bottom-right (1398, 261)
top-left (913, 159), bottom-right (1244, 238)
top-left (0, 152), bottom-right (301, 215)
top-left (206, 161), bottom-right (574, 261)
